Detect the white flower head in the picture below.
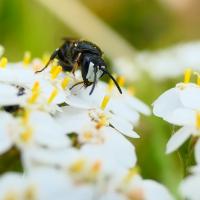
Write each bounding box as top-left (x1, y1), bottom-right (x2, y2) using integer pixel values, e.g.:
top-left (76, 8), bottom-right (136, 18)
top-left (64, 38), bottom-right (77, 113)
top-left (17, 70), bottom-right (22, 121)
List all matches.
top-left (153, 69), bottom-right (200, 155)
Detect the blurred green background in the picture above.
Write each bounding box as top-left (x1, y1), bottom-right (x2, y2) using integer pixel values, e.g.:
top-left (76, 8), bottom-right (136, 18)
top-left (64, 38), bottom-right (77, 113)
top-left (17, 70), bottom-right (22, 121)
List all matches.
top-left (1, 0), bottom-right (200, 196)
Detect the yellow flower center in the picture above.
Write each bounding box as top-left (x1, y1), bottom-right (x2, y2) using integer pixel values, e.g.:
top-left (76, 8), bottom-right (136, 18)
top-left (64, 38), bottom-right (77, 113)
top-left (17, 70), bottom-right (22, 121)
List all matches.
top-left (0, 56), bottom-right (8, 68)
top-left (69, 159), bottom-right (85, 173)
top-left (20, 126), bottom-right (33, 143)
top-left (4, 192), bottom-right (18, 200)
top-left (24, 185), bottom-right (37, 200)
top-left (96, 114), bottom-right (108, 129)
top-left (91, 161), bottom-right (101, 173)
top-left (184, 68), bottom-right (192, 84)
top-left (83, 131), bottom-right (93, 141)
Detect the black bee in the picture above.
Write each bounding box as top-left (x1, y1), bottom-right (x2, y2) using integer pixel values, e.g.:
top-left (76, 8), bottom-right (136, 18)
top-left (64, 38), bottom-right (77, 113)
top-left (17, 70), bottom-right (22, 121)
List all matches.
top-left (36, 39), bottom-right (122, 95)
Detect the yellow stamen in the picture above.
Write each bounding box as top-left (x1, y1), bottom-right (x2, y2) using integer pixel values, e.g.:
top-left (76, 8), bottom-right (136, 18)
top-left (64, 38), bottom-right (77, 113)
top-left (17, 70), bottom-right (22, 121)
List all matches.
top-left (106, 80), bottom-right (114, 92)
top-left (196, 112), bottom-right (200, 129)
top-left (32, 81), bottom-right (40, 92)
top-left (20, 127), bottom-right (32, 142)
top-left (42, 53), bottom-right (50, 65)
top-left (117, 76), bottom-right (125, 87)
top-left (123, 166), bottom-right (139, 184)
top-left (193, 72), bottom-right (200, 86)
top-left (4, 192), bottom-right (18, 200)
top-left (22, 109), bottom-right (30, 124)
top-left (184, 68), bottom-right (192, 84)
top-left (91, 161), bottom-right (101, 173)
top-left (83, 131), bottom-right (93, 141)
top-left (50, 65), bottom-right (57, 74)
top-left (0, 56), bottom-right (8, 68)
top-left (61, 77), bottom-right (70, 89)
top-left (69, 159), bottom-right (85, 173)
top-left (24, 185), bottom-right (37, 200)
top-left (100, 95), bottom-right (110, 110)
top-left (47, 88), bottom-right (58, 104)
top-left (23, 51), bottom-right (31, 65)
top-left (27, 91), bottom-right (39, 104)
top-left (51, 65), bottom-right (62, 79)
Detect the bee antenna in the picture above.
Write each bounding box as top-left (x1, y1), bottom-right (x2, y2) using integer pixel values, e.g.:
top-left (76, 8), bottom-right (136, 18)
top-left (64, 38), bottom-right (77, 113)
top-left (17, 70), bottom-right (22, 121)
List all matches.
top-left (89, 65), bottom-right (98, 95)
top-left (101, 68), bottom-right (122, 94)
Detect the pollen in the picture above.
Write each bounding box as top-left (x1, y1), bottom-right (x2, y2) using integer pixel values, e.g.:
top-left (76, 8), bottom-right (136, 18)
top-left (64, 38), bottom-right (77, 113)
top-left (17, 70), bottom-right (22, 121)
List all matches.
top-left (91, 161), bottom-right (101, 173)
top-left (24, 185), bottom-right (37, 200)
top-left (83, 131), bottom-right (93, 141)
top-left (0, 56), bottom-right (8, 68)
top-left (96, 115), bottom-right (107, 129)
top-left (117, 76), bottom-right (125, 87)
top-left (196, 112), bottom-right (200, 129)
top-left (69, 159), bottom-right (85, 173)
top-left (50, 65), bottom-right (62, 79)
top-left (61, 77), bottom-right (70, 89)
top-left (47, 88), bottom-right (58, 104)
top-left (23, 51), bottom-right (31, 65)
top-left (100, 95), bottom-right (110, 110)
top-left (184, 68), bottom-right (192, 84)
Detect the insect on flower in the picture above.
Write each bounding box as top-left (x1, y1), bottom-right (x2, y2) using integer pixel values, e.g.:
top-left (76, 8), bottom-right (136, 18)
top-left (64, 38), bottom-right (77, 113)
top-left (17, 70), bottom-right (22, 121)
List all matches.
top-left (36, 38), bottom-right (122, 95)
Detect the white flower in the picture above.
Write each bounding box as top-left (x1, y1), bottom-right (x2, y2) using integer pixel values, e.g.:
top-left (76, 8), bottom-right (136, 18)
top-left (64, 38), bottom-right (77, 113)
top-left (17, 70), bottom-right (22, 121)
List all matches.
top-left (56, 106), bottom-right (139, 138)
top-left (153, 79), bottom-right (200, 155)
top-left (101, 169), bottom-right (174, 200)
top-left (179, 172), bottom-right (200, 200)
top-left (0, 62), bottom-right (67, 113)
top-left (0, 111), bottom-right (16, 154)
top-left (0, 110), bottom-right (70, 155)
top-left (65, 76), bottom-right (150, 124)
top-left (22, 120), bottom-right (136, 171)
top-left (136, 41), bottom-right (200, 79)
top-left (0, 173), bottom-right (25, 200)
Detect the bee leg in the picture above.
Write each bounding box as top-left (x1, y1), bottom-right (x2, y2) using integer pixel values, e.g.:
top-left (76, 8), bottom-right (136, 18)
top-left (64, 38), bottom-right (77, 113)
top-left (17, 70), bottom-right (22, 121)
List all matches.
top-left (69, 81), bottom-right (84, 90)
top-left (72, 53), bottom-right (82, 76)
top-left (35, 48), bottom-right (59, 73)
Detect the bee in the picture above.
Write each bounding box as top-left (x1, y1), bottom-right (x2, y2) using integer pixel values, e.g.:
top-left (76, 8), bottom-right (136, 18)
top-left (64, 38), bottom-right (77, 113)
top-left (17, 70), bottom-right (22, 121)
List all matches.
top-left (36, 39), bottom-right (122, 95)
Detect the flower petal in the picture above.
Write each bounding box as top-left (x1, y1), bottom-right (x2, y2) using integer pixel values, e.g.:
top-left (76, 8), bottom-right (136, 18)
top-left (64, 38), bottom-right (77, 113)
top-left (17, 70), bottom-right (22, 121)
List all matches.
top-left (153, 88), bottom-right (181, 119)
top-left (166, 126), bottom-right (192, 154)
top-left (180, 86), bottom-right (200, 110)
top-left (109, 115), bottom-right (140, 138)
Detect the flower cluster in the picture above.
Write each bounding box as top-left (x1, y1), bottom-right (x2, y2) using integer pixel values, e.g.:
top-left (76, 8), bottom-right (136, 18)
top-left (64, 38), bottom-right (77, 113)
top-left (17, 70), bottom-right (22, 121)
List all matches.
top-left (0, 52), bottom-right (173, 200)
top-left (153, 68), bottom-right (200, 200)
